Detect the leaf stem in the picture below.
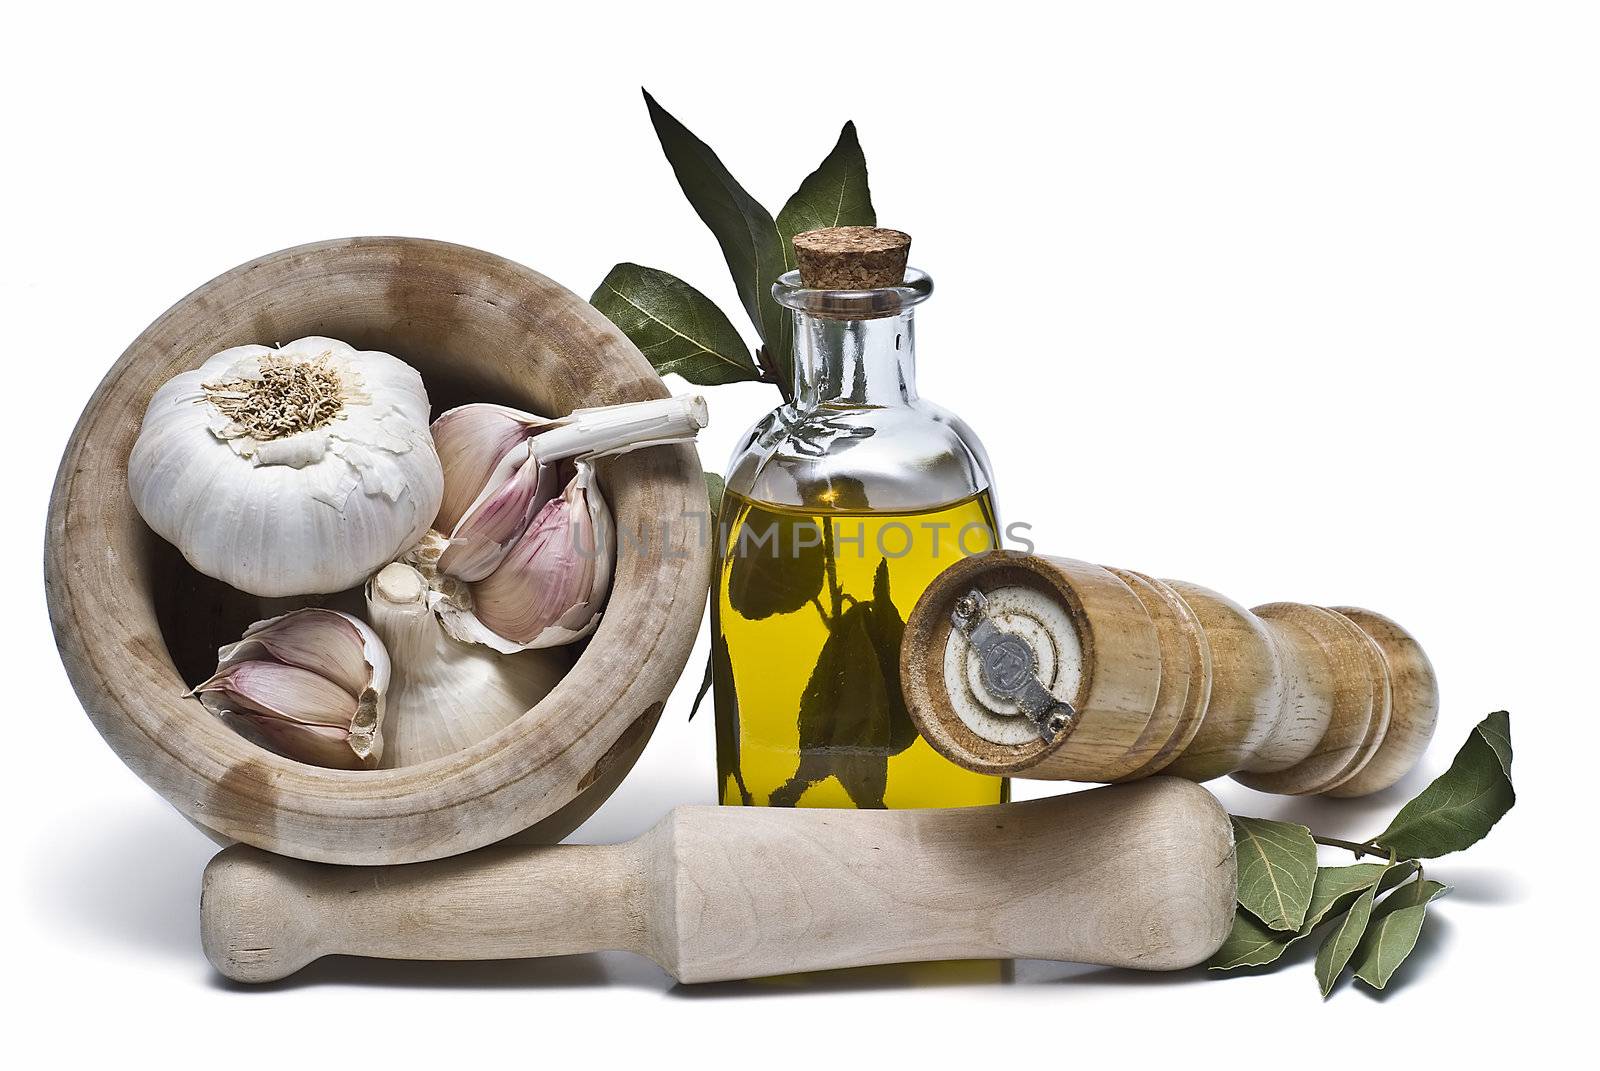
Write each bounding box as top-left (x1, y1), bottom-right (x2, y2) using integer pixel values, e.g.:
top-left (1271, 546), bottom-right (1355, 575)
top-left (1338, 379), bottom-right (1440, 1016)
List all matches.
top-left (821, 518), bottom-right (843, 618)
top-left (1312, 835), bottom-right (1388, 859)
top-left (809, 596), bottom-right (830, 626)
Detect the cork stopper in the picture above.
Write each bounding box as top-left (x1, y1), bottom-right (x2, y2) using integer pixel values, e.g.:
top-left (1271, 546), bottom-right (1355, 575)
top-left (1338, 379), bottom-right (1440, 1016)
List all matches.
top-left (793, 227), bottom-right (911, 290)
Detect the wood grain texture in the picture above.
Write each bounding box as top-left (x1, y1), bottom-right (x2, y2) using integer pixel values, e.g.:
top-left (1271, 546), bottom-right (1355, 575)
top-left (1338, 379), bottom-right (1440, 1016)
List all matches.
top-left (46, 237), bottom-right (709, 865)
top-left (1322, 608), bottom-right (1439, 798)
top-left (902, 555), bottom-right (1160, 779)
top-left (201, 778), bottom-right (1238, 984)
top-left (903, 552), bottom-right (1436, 797)
top-left (1106, 569), bottom-right (1212, 781)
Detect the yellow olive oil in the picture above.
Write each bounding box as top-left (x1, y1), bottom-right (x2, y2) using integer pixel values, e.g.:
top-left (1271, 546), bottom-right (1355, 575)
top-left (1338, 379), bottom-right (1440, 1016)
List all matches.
top-left (712, 489), bottom-right (1008, 809)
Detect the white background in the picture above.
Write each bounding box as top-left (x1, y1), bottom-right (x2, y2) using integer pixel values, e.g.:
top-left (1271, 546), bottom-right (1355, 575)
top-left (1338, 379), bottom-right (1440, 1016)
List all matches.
top-left (6, 1), bottom-right (1593, 1065)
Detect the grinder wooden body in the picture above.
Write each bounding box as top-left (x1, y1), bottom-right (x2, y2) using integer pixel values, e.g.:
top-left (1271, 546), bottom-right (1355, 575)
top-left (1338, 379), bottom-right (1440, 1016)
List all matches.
top-left (202, 778), bottom-right (1236, 983)
top-left (902, 553), bottom-right (1438, 797)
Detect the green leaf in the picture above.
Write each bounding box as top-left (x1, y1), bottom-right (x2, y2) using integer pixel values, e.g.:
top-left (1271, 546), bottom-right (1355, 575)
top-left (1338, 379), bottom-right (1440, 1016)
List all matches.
top-left (1314, 872), bottom-right (1385, 997)
top-left (769, 602), bottom-right (895, 808)
top-left (1373, 711), bottom-right (1514, 859)
top-left (590, 264), bottom-right (760, 386)
top-left (707, 626), bottom-right (752, 805)
top-left (1302, 863), bottom-right (1391, 929)
top-left (796, 604), bottom-right (888, 749)
top-left (1478, 709), bottom-right (1512, 777)
top-left (1208, 861), bottom-right (1417, 973)
top-left (704, 471), bottom-right (726, 523)
top-left (724, 503), bottom-right (827, 621)
top-left (642, 91), bottom-right (789, 384)
top-left (860, 558), bottom-right (918, 757)
top-left (687, 652), bottom-right (713, 722)
top-left (687, 472), bottom-right (728, 725)
top-left (1209, 909), bottom-right (1295, 971)
top-left (1231, 816), bottom-right (1318, 932)
top-left (1352, 879), bottom-right (1449, 990)
top-left (756, 121), bottom-right (877, 401)
top-left (776, 121), bottom-right (876, 267)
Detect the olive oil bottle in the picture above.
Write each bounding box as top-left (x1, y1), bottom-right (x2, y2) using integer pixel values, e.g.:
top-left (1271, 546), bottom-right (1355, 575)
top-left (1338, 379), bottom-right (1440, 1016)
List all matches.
top-left (713, 227), bottom-right (1007, 809)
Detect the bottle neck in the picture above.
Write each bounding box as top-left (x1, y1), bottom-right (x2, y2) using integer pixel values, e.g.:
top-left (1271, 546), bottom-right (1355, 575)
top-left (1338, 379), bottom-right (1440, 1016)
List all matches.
top-left (792, 308), bottom-right (918, 409)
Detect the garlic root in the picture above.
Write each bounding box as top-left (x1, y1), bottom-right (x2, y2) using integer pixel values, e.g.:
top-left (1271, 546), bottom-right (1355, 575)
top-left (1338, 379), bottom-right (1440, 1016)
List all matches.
top-left (366, 562), bottom-right (571, 768)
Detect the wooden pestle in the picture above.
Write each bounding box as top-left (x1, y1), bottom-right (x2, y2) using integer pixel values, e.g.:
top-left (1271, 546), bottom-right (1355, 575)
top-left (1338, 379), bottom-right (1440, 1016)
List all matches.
top-left (902, 553), bottom-right (1439, 797)
top-left (202, 778), bottom-right (1236, 983)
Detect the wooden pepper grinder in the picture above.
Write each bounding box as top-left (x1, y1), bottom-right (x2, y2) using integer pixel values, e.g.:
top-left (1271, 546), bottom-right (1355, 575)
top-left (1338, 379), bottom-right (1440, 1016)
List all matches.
top-left (900, 552), bottom-right (1438, 797)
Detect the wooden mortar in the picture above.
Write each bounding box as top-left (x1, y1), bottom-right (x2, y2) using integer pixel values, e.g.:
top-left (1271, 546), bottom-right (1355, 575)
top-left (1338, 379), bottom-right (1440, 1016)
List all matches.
top-left (902, 552), bottom-right (1438, 796)
top-left (46, 237), bottom-right (710, 865)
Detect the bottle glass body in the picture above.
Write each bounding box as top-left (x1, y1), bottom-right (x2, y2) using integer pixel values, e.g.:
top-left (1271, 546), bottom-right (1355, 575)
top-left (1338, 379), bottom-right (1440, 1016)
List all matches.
top-left (712, 270), bottom-right (1008, 808)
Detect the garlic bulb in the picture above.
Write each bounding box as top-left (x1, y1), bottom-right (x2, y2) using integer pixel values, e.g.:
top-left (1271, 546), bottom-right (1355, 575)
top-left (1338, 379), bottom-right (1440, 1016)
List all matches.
top-left (129, 336), bottom-right (444, 597)
top-left (365, 562), bottom-right (570, 767)
top-left (189, 608), bottom-right (389, 770)
top-left (416, 395), bottom-right (707, 652)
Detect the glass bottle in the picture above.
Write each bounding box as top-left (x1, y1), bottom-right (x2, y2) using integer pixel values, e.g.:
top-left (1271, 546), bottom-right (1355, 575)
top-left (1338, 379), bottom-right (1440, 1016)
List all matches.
top-left (712, 228), bottom-right (1008, 808)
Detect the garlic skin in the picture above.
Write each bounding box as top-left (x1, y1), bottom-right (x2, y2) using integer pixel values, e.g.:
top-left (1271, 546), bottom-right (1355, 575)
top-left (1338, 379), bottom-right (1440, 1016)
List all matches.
top-left (421, 395), bottom-right (706, 653)
top-left (129, 337), bottom-right (444, 597)
top-left (469, 461), bottom-right (614, 650)
top-left (189, 608), bottom-right (389, 770)
top-left (366, 562), bottom-right (569, 767)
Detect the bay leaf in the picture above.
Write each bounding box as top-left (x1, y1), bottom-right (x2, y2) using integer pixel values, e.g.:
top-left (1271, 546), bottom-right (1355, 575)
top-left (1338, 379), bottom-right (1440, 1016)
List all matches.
top-left (761, 121), bottom-right (877, 398)
top-left (688, 653), bottom-right (713, 722)
top-left (724, 505), bottom-right (826, 621)
top-left (707, 626), bottom-right (752, 805)
top-left (1208, 862), bottom-right (1411, 972)
top-left (1209, 909), bottom-right (1295, 970)
top-left (642, 92), bottom-right (789, 377)
top-left (704, 471), bottom-right (726, 524)
top-left (776, 121), bottom-right (876, 265)
top-left (769, 602), bottom-right (895, 807)
top-left (688, 471), bottom-right (729, 723)
top-left (833, 750), bottom-right (890, 810)
top-left (1314, 873), bottom-right (1385, 997)
top-left (1373, 711), bottom-right (1514, 859)
top-left (1231, 816), bottom-right (1318, 932)
top-left (860, 559), bottom-right (919, 757)
top-left (590, 264), bottom-right (759, 386)
top-left (1301, 863), bottom-right (1389, 930)
top-left (1352, 879), bottom-right (1449, 990)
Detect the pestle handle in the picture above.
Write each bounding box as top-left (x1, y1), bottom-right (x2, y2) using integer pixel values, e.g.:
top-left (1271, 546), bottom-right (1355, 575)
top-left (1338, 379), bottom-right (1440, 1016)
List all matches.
top-left (203, 778), bottom-right (1237, 984)
top-left (202, 841), bottom-right (645, 983)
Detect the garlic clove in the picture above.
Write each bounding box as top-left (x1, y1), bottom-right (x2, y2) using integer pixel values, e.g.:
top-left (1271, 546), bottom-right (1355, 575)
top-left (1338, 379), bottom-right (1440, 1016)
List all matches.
top-left (431, 404), bottom-right (549, 532)
top-left (413, 396), bottom-right (703, 654)
top-left (471, 461), bottom-right (615, 648)
top-left (244, 718), bottom-right (376, 773)
top-left (216, 608), bottom-right (378, 698)
top-left (366, 562), bottom-right (571, 767)
top-left (191, 608), bottom-right (389, 770)
top-left (437, 443), bottom-right (563, 582)
top-left (196, 661), bottom-right (359, 725)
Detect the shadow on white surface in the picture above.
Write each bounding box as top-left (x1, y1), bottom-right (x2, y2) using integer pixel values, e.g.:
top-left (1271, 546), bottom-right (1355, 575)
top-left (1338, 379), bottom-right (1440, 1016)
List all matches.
top-left (27, 798), bottom-right (214, 964)
top-left (667, 960), bottom-right (1018, 998)
top-left (26, 778), bottom-right (1511, 995)
top-left (1356, 913), bottom-right (1455, 1002)
top-left (1435, 866), bottom-right (1526, 905)
top-left (210, 951), bottom-right (673, 992)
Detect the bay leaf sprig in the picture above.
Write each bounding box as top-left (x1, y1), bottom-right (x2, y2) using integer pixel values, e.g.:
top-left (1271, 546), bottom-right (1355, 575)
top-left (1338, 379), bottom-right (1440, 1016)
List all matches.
top-left (592, 91), bottom-right (881, 731)
top-left (1210, 711), bottom-right (1514, 997)
top-left (592, 89), bottom-right (877, 405)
